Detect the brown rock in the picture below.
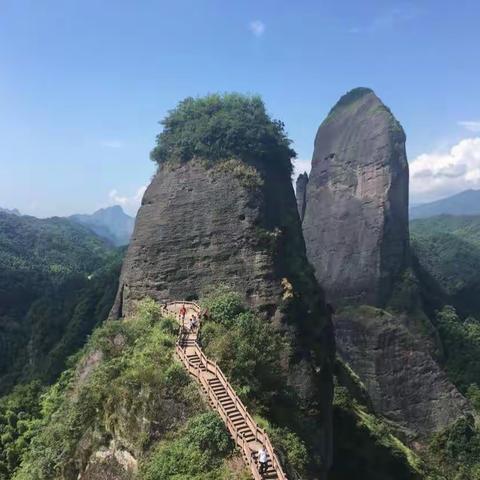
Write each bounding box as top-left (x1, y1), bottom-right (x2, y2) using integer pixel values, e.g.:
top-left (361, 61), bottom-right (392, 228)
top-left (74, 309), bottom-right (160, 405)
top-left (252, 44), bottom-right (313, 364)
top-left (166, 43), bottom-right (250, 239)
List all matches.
top-left (111, 157), bottom-right (335, 475)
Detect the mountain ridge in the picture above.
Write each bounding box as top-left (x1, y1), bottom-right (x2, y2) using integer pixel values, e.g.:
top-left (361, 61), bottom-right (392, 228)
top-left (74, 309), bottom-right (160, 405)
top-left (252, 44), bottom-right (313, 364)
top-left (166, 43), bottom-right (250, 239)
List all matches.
top-left (410, 189), bottom-right (480, 219)
top-left (69, 205), bottom-right (135, 246)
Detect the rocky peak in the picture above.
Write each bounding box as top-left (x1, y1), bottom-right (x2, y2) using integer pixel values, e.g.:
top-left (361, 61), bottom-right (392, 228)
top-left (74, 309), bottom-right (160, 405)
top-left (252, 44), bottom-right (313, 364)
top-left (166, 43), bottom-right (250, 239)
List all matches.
top-left (295, 172), bottom-right (309, 222)
top-left (69, 205), bottom-right (134, 246)
top-left (301, 88), bottom-right (470, 441)
top-left (111, 94), bottom-right (335, 476)
top-left (302, 87), bottom-right (409, 307)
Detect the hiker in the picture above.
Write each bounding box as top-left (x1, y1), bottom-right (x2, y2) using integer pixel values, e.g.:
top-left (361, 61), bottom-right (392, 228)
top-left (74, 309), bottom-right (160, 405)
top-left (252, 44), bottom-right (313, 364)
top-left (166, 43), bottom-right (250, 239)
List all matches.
top-left (257, 446), bottom-right (269, 476)
top-left (179, 304), bottom-right (187, 322)
top-left (190, 315), bottom-right (198, 331)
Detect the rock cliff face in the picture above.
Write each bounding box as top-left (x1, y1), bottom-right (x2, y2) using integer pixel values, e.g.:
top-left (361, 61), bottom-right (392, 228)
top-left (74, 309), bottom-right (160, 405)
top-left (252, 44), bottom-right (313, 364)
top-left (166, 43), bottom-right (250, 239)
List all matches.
top-left (302, 87), bottom-right (409, 307)
top-left (335, 306), bottom-right (469, 438)
top-left (301, 88), bottom-right (470, 441)
top-left (296, 172), bottom-right (309, 221)
top-left (112, 157), bottom-right (335, 475)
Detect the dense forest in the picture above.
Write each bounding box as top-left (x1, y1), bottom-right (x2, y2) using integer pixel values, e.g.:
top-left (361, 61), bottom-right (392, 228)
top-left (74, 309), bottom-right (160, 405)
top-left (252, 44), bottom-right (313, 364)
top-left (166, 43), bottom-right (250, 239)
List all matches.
top-left (0, 212), bottom-right (123, 394)
top-left (411, 214), bottom-right (480, 419)
top-left (411, 214), bottom-right (480, 319)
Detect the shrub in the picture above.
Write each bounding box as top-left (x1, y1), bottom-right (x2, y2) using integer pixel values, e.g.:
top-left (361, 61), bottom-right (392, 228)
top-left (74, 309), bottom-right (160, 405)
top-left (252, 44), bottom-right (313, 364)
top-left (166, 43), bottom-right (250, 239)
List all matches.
top-left (141, 412), bottom-right (233, 480)
top-left (202, 288), bottom-right (245, 326)
top-left (429, 415), bottom-right (480, 478)
top-left (150, 93), bottom-right (296, 174)
top-left (13, 300), bottom-right (204, 480)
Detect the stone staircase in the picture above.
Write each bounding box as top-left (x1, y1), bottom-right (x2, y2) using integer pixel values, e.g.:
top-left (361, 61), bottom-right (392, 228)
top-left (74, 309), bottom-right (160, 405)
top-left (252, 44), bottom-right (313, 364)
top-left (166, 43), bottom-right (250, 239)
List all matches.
top-left (165, 301), bottom-right (288, 480)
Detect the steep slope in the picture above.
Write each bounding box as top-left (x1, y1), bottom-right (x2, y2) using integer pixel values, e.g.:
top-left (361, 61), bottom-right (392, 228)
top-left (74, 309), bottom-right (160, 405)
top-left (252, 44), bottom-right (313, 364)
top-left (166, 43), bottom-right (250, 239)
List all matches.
top-left (0, 212), bottom-right (122, 393)
top-left (410, 189), bottom-right (480, 219)
top-left (112, 94), bottom-right (335, 478)
top-left (300, 88), bottom-right (469, 442)
top-left (411, 214), bottom-right (480, 319)
top-left (9, 301), bottom-right (247, 480)
top-left (70, 205), bottom-right (135, 246)
top-left (302, 87), bottom-right (409, 307)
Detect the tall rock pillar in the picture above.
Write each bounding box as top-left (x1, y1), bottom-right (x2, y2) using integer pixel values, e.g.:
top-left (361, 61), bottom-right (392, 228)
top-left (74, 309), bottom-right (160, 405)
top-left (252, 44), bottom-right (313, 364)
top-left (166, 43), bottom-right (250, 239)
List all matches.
top-left (302, 87), bottom-right (409, 307)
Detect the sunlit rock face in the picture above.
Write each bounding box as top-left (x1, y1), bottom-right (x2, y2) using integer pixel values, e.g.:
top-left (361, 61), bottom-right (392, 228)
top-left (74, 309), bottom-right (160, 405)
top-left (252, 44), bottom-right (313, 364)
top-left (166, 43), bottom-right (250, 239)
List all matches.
top-left (301, 88), bottom-right (470, 442)
top-left (111, 157), bottom-right (335, 475)
top-left (302, 87), bottom-right (409, 307)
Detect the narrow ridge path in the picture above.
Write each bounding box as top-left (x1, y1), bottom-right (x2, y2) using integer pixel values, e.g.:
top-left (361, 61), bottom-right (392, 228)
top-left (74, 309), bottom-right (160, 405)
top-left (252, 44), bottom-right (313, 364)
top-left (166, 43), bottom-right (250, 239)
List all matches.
top-left (165, 301), bottom-right (288, 480)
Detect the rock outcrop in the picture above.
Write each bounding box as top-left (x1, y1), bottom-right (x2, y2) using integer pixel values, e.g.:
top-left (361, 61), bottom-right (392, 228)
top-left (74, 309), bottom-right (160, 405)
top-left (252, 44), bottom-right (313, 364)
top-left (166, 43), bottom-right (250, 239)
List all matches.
top-left (112, 157), bottom-right (335, 476)
top-left (296, 172), bottom-right (309, 222)
top-left (302, 87), bottom-right (409, 307)
top-left (335, 306), bottom-right (469, 438)
top-left (301, 87), bottom-right (470, 441)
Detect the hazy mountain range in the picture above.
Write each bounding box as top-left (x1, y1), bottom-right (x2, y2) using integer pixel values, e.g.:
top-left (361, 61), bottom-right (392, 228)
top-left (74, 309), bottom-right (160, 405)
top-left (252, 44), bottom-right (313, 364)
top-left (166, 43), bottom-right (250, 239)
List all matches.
top-left (410, 189), bottom-right (480, 219)
top-left (69, 205), bottom-right (135, 246)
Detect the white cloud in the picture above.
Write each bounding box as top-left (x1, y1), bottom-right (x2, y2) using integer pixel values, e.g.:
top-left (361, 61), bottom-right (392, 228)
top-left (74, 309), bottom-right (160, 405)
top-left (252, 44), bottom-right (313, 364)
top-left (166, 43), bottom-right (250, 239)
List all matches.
top-left (108, 185), bottom-right (147, 215)
top-left (458, 121), bottom-right (480, 133)
top-left (410, 137), bottom-right (480, 203)
top-left (249, 20), bottom-right (265, 37)
top-left (100, 139), bottom-right (124, 149)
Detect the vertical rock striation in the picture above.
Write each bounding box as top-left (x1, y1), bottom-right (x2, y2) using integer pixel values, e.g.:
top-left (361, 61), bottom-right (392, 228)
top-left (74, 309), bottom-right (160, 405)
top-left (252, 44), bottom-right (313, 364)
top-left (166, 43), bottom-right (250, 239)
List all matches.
top-left (296, 172), bottom-right (309, 222)
top-left (302, 87), bottom-right (409, 307)
top-left (334, 306), bottom-right (469, 439)
top-left (112, 156), bottom-right (335, 476)
top-left (302, 88), bottom-right (470, 441)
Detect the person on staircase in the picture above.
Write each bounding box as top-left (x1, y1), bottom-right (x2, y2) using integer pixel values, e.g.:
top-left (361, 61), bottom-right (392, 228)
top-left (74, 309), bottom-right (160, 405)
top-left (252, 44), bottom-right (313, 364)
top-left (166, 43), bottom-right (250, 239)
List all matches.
top-left (179, 304), bottom-right (187, 323)
top-left (190, 314), bottom-right (198, 332)
top-left (257, 446), bottom-right (269, 477)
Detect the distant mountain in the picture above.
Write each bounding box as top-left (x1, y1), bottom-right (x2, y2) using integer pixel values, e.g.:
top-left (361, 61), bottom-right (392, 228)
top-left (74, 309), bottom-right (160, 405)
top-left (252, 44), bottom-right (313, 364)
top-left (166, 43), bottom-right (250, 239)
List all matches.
top-left (411, 214), bottom-right (480, 318)
top-left (69, 205), bottom-right (134, 246)
top-left (0, 207), bottom-right (20, 215)
top-left (410, 189), bottom-right (480, 219)
top-left (0, 211), bottom-right (123, 393)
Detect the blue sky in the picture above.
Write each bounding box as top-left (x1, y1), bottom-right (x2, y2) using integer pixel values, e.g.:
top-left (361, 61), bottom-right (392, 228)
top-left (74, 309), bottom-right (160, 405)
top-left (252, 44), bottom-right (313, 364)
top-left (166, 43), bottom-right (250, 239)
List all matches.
top-left (1, 0), bottom-right (480, 216)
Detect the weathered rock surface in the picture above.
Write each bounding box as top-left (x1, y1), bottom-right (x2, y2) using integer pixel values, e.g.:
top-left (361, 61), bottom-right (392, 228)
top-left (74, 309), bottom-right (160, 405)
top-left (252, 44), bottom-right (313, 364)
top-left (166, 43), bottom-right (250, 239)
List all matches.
top-left (302, 88), bottom-right (470, 442)
top-left (302, 87), bottom-right (410, 307)
top-left (296, 172), bottom-right (309, 221)
top-left (335, 306), bottom-right (470, 439)
top-left (112, 157), bottom-right (335, 475)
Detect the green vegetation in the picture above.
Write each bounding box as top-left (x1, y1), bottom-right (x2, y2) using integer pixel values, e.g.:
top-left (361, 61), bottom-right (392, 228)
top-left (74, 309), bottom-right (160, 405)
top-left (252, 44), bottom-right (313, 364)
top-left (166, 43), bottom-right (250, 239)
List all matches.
top-left (141, 412), bottom-right (239, 480)
top-left (331, 382), bottom-right (426, 480)
top-left (411, 215), bottom-right (480, 319)
top-left (150, 93), bottom-right (296, 174)
top-left (200, 289), bottom-right (287, 411)
top-left (429, 415), bottom-right (480, 479)
top-left (411, 215), bottom-right (480, 249)
top-left (200, 288), bottom-right (322, 477)
top-left (434, 306), bottom-right (480, 395)
top-left (211, 158), bottom-right (264, 189)
top-left (327, 87), bottom-right (373, 115)
top-left (0, 212), bottom-right (123, 393)
top-left (0, 381), bottom-right (43, 479)
top-left (8, 300), bottom-right (249, 480)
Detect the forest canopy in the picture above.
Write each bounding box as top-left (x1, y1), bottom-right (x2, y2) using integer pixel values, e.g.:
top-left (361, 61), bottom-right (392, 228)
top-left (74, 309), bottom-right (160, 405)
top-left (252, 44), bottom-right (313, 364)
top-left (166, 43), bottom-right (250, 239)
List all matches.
top-left (150, 93), bottom-right (296, 174)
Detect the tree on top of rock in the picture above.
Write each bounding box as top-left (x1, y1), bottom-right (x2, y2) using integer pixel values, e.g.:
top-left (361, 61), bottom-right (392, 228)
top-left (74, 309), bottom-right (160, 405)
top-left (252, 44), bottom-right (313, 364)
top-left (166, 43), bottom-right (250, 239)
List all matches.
top-left (150, 93), bottom-right (296, 174)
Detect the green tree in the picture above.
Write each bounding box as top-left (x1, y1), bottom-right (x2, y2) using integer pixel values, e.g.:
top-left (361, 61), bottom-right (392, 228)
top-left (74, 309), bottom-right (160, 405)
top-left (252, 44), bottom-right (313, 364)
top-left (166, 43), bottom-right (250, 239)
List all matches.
top-left (150, 93), bottom-right (296, 174)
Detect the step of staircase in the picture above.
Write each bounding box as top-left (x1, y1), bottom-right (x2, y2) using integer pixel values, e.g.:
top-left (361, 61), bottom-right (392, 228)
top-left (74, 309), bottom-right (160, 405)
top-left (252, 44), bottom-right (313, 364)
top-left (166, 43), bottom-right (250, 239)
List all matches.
top-left (168, 300), bottom-right (286, 480)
